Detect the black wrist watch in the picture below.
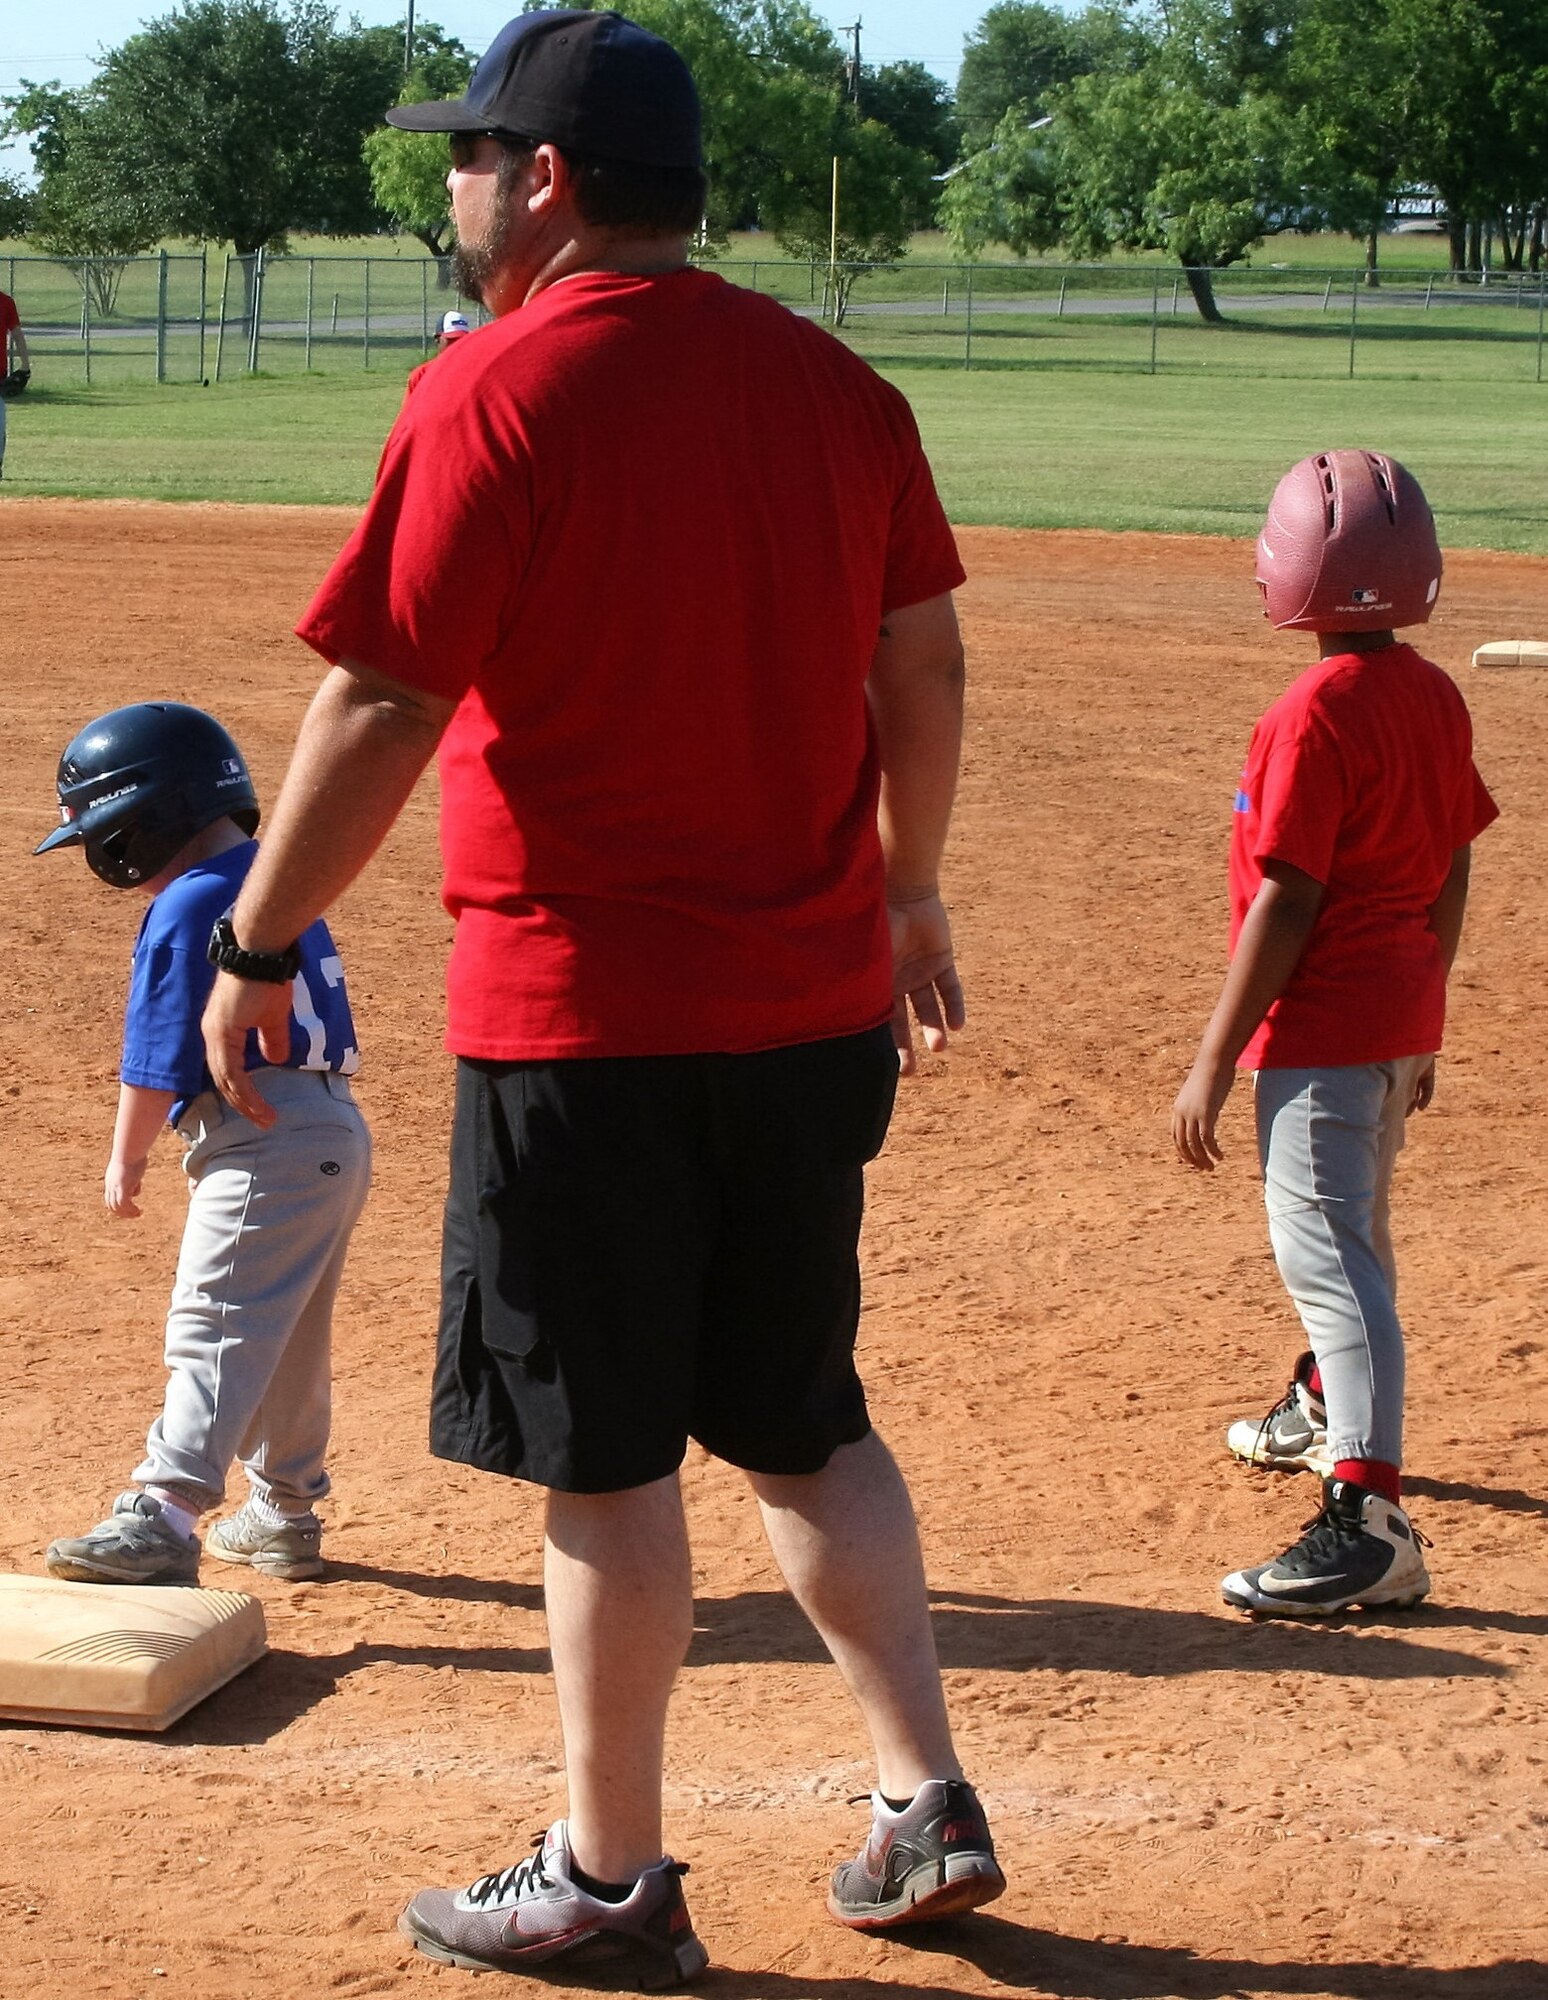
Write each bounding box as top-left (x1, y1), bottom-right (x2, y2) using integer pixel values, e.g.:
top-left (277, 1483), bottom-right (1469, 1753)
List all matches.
top-left (207, 913), bottom-right (302, 984)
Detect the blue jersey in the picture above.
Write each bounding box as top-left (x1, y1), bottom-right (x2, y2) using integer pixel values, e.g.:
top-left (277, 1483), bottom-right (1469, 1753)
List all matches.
top-left (120, 840), bottom-right (360, 1123)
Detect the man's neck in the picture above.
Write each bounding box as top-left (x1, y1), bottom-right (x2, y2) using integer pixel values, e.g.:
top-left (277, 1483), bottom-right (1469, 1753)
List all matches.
top-left (489, 232), bottom-right (690, 314)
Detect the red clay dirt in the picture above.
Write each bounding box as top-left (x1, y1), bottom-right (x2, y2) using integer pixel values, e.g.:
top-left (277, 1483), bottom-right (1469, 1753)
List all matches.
top-left (1, 500), bottom-right (1545, 2000)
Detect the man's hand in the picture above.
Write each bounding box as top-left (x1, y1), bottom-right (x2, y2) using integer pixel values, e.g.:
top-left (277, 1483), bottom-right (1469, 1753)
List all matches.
top-left (202, 972), bottom-right (293, 1127)
top-left (889, 890), bottom-right (965, 1076)
top-left (1172, 1055), bottom-right (1235, 1170)
top-left (104, 1156), bottom-right (148, 1219)
top-left (1410, 1056), bottom-right (1437, 1113)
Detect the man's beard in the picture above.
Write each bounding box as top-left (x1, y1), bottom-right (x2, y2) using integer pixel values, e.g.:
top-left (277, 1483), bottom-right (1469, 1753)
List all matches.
top-left (450, 158), bottom-right (523, 305)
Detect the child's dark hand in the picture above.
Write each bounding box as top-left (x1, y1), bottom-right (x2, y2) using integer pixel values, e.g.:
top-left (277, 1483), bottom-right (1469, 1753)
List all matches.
top-left (1410, 1056), bottom-right (1437, 1112)
top-left (1173, 1058), bottom-right (1233, 1170)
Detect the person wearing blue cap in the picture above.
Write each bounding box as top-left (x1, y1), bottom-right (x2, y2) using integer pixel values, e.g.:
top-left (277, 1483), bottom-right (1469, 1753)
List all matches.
top-left (203, 10), bottom-right (1001, 1980)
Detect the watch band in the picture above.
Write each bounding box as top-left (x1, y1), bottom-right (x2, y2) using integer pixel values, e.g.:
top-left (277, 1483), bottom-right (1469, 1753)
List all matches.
top-left (207, 913), bottom-right (301, 984)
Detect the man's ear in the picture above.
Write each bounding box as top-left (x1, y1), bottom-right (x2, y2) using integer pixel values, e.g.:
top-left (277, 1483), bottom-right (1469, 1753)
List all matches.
top-left (526, 143), bottom-right (573, 216)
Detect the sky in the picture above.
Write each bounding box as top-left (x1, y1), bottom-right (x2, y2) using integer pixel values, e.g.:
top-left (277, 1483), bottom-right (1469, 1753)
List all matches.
top-left (1, 0), bottom-right (991, 183)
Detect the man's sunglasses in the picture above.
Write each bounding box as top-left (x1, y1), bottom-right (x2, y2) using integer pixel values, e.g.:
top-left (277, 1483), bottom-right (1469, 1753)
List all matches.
top-left (448, 130), bottom-right (535, 169)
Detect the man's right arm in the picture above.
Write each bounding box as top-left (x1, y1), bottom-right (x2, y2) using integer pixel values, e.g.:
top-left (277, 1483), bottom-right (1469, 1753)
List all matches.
top-left (202, 659), bottom-right (454, 1123)
top-left (866, 591), bottom-right (966, 1073)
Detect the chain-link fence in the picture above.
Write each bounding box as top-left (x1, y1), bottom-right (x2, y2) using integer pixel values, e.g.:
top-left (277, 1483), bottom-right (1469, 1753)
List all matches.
top-left (8, 250), bottom-right (1548, 386)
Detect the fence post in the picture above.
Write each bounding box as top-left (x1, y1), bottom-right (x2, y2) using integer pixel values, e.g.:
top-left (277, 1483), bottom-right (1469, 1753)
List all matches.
top-left (197, 248), bottom-right (208, 382)
top-left (1424, 273), bottom-right (1434, 310)
top-left (750, 259), bottom-right (758, 292)
top-left (247, 251), bottom-right (266, 373)
top-left (1322, 274), bottom-right (1334, 312)
top-left (1057, 273), bottom-right (1067, 318)
top-left (1537, 271), bottom-right (1545, 384)
top-left (942, 277), bottom-right (950, 317)
top-left (1149, 271), bottom-right (1160, 374)
top-left (214, 256), bottom-right (231, 382)
top-left (82, 281), bottom-right (92, 387)
top-left (154, 248), bottom-right (169, 384)
top-left (306, 259), bottom-right (315, 370)
top-left (1171, 277), bottom-right (1180, 317)
top-left (1348, 271), bottom-right (1358, 378)
top-left (964, 261), bottom-right (974, 370)
top-left (420, 258), bottom-right (429, 352)
top-left (363, 259), bottom-right (372, 369)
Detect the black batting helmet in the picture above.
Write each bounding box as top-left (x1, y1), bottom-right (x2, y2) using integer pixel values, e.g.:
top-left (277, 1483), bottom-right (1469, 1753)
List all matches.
top-left (35, 702), bottom-right (260, 888)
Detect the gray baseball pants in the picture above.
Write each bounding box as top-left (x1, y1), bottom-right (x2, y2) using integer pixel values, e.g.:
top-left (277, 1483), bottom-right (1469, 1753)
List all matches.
top-left (133, 1068), bottom-right (371, 1513)
top-left (1254, 1057), bottom-right (1430, 1468)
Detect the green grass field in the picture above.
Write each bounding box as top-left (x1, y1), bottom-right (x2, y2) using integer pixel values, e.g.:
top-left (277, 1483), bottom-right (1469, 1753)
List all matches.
top-left (6, 363), bottom-right (1546, 551)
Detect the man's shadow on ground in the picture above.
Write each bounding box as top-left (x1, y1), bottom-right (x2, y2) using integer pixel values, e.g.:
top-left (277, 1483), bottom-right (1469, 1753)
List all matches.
top-left (700, 1916), bottom-right (1547, 2000)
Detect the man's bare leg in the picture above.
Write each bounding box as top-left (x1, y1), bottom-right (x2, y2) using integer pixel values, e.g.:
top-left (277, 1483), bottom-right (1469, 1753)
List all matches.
top-left (545, 1474), bottom-right (694, 1885)
top-left (749, 1430), bottom-right (961, 1796)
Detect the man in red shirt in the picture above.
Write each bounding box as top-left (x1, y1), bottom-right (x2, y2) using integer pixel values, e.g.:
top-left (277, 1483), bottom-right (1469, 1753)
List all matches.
top-left (0, 287), bottom-right (32, 479)
top-left (202, 9), bottom-right (1001, 1982)
top-left (1173, 449), bottom-right (1497, 1619)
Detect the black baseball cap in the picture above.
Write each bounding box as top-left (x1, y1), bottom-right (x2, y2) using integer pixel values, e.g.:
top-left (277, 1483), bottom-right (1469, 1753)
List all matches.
top-left (386, 9), bottom-right (702, 172)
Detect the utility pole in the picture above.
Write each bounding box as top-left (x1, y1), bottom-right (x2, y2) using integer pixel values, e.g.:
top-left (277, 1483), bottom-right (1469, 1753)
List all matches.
top-left (840, 19), bottom-right (861, 105)
top-left (404, 0), bottom-right (416, 73)
top-left (829, 21), bottom-right (860, 324)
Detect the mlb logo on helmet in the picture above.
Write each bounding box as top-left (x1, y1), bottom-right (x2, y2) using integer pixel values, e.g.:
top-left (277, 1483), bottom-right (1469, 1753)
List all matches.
top-left (1350, 587), bottom-right (1381, 605)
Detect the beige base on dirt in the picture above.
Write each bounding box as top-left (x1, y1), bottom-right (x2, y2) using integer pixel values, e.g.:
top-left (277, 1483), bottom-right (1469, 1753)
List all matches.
top-left (0, 1576), bottom-right (267, 1731)
top-left (1471, 639), bottom-right (1548, 666)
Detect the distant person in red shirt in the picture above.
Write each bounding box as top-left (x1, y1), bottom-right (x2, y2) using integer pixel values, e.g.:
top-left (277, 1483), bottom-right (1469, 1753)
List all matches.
top-left (0, 287), bottom-right (32, 479)
top-left (201, 8), bottom-right (1001, 1985)
top-left (1173, 449), bottom-right (1497, 1619)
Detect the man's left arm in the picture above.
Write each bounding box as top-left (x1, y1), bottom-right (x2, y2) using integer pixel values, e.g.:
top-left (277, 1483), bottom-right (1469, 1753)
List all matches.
top-left (866, 591), bottom-right (966, 1074)
top-left (202, 660), bottom-right (454, 1124)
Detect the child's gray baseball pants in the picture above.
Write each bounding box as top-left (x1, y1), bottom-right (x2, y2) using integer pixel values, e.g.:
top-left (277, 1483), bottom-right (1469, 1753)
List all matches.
top-left (133, 1067), bottom-right (371, 1513)
top-left (1254, 1056), bottom-right (1430, 1469)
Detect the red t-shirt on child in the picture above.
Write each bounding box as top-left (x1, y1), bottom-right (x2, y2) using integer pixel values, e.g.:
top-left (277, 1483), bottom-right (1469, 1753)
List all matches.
top-left (298, 268), bottom-right (964, 1060)
top-left (1230, 643), bottom-right (1497, 1069)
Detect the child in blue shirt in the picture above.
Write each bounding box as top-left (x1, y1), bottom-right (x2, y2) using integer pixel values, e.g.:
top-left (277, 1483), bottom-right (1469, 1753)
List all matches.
top-left (36, 702), bottom-right (371, 1584)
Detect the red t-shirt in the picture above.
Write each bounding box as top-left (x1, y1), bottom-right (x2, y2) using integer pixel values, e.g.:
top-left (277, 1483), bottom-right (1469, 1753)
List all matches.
top-left (0, 292), bottom-right (18, 348)
top-left (298, 268), bottom-right (964, 1059)
top-left (1230, 643), bottom-right (1497, 1068)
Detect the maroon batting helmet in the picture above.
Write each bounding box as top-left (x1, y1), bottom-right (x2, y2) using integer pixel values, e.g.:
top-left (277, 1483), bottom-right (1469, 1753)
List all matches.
top-left (1255, 449), bottom-right (1442, 633)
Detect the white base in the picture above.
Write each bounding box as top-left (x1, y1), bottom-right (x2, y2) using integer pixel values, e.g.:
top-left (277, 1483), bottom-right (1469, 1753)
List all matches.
top-left (0, 1573), bottom-right (267, 1731)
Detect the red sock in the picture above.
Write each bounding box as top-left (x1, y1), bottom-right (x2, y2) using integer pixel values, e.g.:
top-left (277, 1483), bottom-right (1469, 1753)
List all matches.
top-left (1334, 1458), bottom-right (1400, 1504)
top-left (1307, 1364), bottom-right (1324, 1396)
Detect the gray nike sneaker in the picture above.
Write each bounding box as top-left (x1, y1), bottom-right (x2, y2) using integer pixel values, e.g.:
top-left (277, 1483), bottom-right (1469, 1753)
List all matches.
top-left (399, 1820), bottom-right (709, 1988)
top-left (1226, 1351), bottom-right (1332, 1476)
top-left (206, 1500), bottom-right (324, 1580)
top-left (46, 1491), bottom-right (201, 1586)
top-left (1221, 1478), bottom-right (1432, 1617)
top-left (828, 1779), bottom-right (1006, 1930)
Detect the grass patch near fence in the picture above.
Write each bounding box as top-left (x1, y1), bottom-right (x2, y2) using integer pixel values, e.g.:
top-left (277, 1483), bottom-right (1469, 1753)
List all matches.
top-left (4, 363), bottom-right (1547, 553)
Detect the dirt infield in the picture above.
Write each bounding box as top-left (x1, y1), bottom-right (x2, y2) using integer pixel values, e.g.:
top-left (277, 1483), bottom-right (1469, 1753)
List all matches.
top-left (2, 500), bottom-right (1545, 2000)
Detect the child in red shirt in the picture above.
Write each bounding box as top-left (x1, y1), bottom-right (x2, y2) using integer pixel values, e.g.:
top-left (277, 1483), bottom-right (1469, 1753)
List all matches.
top-left (1173, 449), bottom-right (1497, 1616)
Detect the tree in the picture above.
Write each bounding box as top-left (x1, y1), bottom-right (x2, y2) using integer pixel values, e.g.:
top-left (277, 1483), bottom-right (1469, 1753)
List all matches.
top-left (766, 111), bottom-right (933, 319)
top-left (1, 81), bottom-right (158, 312)
top-left (944, 0), bottom-right (1306, 321)
top-left (364, 30), bottom-right (476, 263)
top-left (955, 1), bottom-right (1138, 148)
top-left (860, 60), bottom-right (960, 194)
top-left (5, 0), bottom-right (405, 271)
top-left (0, 173), bottom-right (33, 240)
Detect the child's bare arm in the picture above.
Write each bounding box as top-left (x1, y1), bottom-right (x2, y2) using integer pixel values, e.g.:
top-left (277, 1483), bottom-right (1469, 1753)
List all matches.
top-left (1172, 861), bottom-right (1325, 1171)
top-left (106, 1083), bottom-right (176, 1219)
top-left (1426, 844), bottom-right (1472, 971)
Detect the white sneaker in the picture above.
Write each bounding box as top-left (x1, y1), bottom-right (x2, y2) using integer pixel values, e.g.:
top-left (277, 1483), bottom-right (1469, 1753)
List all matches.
top-left (1226, 1351), bottom-right (1332, 1476)
top-left (1222, 1478), bottom-right (1431, 1616)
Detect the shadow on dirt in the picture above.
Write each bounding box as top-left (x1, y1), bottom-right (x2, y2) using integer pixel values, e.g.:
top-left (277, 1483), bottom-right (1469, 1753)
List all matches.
top-left (697, 1914), bottom-right (1547, 1999)
top-left (683, 1588), bottom-right (1506, 1681)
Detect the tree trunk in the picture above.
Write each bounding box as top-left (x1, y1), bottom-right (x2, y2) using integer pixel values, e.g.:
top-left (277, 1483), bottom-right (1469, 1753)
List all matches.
top-left (1446, 209), bottom-right (1466, 274)
top-left (1530, 206), bottom-right (1545, 275)
top-left (1466, 219), bottom-right (1482, 273)
top-left (1182, 264), bottom-right (1224, 324)
top-left (1364, 228), bottom-right (1380, 289)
